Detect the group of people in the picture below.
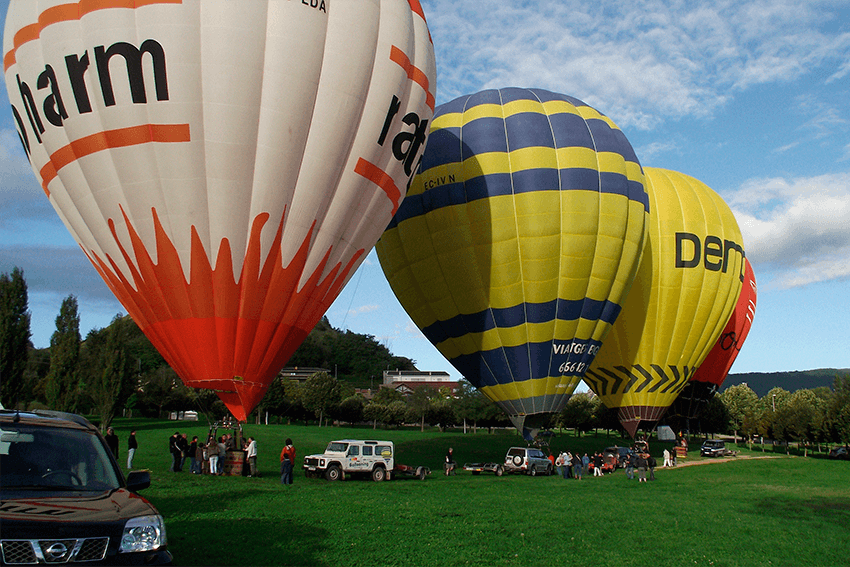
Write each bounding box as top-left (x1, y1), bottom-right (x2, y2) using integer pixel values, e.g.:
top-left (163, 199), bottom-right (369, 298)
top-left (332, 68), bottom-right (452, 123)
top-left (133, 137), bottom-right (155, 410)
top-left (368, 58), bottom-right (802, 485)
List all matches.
top-left (168, 431), bottom-right (260, 476)
top-left (552, 450), bottom-right (586, 479)
top-left (102, 426), bottom-right (285, 481)
top-left (548, 443), bottom-right (665, 483)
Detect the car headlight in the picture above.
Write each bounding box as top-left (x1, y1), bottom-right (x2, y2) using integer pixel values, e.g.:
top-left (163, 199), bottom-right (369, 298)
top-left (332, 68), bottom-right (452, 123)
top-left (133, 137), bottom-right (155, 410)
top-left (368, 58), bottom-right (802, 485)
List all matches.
top-left (120, 515), bottom-right (166, 553)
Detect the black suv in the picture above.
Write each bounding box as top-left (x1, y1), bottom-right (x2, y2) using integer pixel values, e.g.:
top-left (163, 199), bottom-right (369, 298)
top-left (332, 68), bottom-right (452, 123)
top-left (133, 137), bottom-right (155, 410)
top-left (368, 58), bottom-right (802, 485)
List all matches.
top-left (700, 439), bottom-right (729, 458)
top-left (0, 409), bottom-right (171, 565)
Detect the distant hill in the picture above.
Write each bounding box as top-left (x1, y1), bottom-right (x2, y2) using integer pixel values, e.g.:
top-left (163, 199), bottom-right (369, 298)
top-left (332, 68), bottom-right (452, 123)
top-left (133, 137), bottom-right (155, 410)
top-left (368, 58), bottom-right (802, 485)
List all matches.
top-left (721, 368), bottom-right (850, 397)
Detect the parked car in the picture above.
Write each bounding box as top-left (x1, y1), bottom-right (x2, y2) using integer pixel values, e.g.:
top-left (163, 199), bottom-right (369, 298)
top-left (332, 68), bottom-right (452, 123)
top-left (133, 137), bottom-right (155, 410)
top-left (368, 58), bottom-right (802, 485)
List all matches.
top-left (0, 409), bottom-right (172, 565)
top-left (828, 446), bottom-right (849, 460)
top-left (700, 439), bottom-right (732, 457)
top-left (503, 447), bottom-right (552, 476)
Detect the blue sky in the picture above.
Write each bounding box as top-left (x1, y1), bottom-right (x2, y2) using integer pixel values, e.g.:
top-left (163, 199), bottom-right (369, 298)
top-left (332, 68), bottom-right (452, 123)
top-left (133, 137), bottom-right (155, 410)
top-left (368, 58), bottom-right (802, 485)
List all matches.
top-left (2, 0), bottom-right (849, 383)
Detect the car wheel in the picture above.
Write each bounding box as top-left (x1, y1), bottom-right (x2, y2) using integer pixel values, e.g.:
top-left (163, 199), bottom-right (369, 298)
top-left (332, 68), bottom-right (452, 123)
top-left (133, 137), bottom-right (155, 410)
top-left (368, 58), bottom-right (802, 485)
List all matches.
top-left (530, 464), bottom-right (537, 477)
top-left (512, 455), bottom-right (523, 467)
top-left (417, 466), bottom-right (426, 480)
top-left (325, 465), bottom-right (341, 481)
top-left (372, 466), bottom-right (386, 482)
top-left (495, 466), bottom-right (503, 477)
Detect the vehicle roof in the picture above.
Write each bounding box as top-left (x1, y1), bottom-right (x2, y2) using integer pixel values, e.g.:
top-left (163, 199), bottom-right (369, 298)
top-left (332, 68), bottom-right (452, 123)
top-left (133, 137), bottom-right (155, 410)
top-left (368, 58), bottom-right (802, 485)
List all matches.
top-left (0, 409), bottom-right (95, 432)
top-left (330, 439), bottom-right (393, 444)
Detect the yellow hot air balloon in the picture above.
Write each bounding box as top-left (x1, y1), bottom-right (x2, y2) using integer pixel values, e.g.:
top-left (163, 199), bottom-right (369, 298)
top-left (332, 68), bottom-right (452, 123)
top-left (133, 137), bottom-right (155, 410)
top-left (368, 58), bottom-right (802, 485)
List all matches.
top-left (377, 88), bottom-right (648, 439)
top-left (584, 167), bottom-right (745, 436)
top-left (4, 0), bottom-right (436, 421)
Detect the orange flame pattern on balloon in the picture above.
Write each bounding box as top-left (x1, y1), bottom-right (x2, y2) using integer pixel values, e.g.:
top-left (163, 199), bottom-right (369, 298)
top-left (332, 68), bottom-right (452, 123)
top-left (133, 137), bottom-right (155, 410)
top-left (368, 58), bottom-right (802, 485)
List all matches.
top-left (84, 208), bottom-right (362, 421)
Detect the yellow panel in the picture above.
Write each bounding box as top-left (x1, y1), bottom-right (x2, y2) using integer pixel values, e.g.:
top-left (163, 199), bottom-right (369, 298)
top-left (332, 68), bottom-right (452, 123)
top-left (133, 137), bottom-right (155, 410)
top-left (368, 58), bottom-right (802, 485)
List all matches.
top-left (586, 168), bottom-right (744, 424)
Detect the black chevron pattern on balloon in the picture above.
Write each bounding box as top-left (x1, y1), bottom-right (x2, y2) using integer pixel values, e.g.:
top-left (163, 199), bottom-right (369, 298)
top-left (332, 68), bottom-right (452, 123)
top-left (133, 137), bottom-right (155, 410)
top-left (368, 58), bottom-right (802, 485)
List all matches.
top-left (648, 364), bottom-right (669, 392)
top-left (616, 365), bottom-right (641, 392)
top-left (633, 364), bottom-right (654, 392)
top-left (599, 367), bottom-right (624, 395)
top-left (588, 365), bottom-right (696, 396)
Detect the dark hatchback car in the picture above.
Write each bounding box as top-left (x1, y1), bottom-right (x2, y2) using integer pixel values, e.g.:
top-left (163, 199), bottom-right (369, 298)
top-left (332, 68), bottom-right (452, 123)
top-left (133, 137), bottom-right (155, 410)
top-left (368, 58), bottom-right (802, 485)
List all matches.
top-left (0, 409), bottom-right (171, 565)
top-left (828, 446), bottom-right (849, 460)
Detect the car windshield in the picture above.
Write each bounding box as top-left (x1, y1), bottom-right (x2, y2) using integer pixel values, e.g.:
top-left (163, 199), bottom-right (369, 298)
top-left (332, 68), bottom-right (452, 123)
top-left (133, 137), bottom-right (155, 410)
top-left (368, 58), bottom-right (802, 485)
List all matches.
top-left (326, 442), bottom-right (348, 453)
top-left (704, 440), bottom-right (723, 447)
top-left (0, 424), bottom-right (121, 491)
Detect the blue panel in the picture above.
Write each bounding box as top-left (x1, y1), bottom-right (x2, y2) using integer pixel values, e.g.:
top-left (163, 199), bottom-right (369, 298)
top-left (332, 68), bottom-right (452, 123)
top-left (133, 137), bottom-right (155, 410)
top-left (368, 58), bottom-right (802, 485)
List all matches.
top-left (549, 112), bottom-right (594, 150)
top-left (461, 117), bottom-right (508, 156)
top-left (511, 167), bottom-right (560, 194)
top-left (505, 112), bottom-right (555, 150)
top-left (420, 127), bottom-right (461, 171)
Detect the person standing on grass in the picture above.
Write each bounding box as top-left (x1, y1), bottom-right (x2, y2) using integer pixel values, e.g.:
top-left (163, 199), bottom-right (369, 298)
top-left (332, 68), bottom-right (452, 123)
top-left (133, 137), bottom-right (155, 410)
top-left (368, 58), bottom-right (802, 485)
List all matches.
top-left (193, 437), bottom-right (204, 474)
top-left (169, 432), bottom-right (180, 472)
top-left (636, 452), bottom-right (648, 482)
top-left (127, 430), bottom-right (138, 469)
top-left (555, 451), bottom-right (565, 478)
top-left (625, 452), bottom-right (635, 480)
top-left (647, 453), bottom-right (657, 480)
top-left (187, 436), bottom-right (198, 474)
top-left (246, 437), bottom-right (259, 477)
top-left (281, 438), bottom-right (296, 485)
top-left (593, 452), bottom-right (603, 476)
top-left (573, 452), bottom-right (583, 480)
top-left (105, 427), bottom-right (119, 459)
top-left (582, 453), bottom-right (590, 476)
top-left (207, 436), bottom-right (220, 475)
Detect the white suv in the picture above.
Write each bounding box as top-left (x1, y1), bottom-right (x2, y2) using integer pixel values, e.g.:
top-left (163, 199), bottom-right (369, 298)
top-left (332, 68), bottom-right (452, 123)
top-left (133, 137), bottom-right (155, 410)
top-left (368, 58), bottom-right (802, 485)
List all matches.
top-left (503, 447), bottom-right (552, 476)
top-left (303, 439), bottom-right (394, 481)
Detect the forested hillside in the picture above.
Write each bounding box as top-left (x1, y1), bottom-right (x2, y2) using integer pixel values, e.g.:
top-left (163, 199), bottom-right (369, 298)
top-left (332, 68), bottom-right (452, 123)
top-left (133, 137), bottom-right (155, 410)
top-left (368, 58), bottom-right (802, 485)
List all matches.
top-left (723, 368), bottom-right (850, 397)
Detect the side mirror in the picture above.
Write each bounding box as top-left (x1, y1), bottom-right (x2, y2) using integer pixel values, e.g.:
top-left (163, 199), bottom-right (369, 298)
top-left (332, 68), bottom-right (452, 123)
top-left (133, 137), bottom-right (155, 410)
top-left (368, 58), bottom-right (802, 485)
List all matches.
top-left (126, 470), bottom-right (151, 492)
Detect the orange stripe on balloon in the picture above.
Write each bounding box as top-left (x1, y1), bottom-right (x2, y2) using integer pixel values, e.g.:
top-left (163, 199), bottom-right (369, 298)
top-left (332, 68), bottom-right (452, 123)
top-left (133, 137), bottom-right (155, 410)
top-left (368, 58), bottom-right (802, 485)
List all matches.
top-left (85, 205), bottom-right (362, 421)
top-left (355, 158), bottom-right (402, 215)
top-left (406, 0), bottom-right (432, 44)
top-left (39, 124), bottom-right (190, 197)
top-left (390, 45), bottom-right (435, 112)
top-left (4, 0), bottom-right (182, 71)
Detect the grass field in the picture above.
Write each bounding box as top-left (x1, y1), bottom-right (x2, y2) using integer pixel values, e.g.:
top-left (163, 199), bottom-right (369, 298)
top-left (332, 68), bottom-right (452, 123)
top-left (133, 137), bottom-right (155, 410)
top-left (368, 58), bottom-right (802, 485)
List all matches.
top-left (110, 419), bottom-right (850, 566)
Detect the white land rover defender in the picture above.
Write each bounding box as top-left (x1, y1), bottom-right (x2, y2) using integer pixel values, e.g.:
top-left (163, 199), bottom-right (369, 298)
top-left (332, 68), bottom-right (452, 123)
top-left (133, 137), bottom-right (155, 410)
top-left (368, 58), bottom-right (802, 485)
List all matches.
top-left (303, 439), bottom-right (395, 481)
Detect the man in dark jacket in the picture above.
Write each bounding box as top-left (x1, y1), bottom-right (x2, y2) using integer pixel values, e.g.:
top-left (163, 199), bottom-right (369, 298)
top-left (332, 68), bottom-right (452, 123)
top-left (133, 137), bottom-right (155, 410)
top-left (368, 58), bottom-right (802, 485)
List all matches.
top-left (169, 432), bottom-right (181, 472)
top-left (105, 427), bottom-right (119, 459)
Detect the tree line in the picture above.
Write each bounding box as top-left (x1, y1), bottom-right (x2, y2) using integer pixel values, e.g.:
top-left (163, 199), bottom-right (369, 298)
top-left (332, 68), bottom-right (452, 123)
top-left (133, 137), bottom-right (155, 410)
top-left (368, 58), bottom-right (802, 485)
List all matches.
top-left (2, 266), bottom-right (849, 447)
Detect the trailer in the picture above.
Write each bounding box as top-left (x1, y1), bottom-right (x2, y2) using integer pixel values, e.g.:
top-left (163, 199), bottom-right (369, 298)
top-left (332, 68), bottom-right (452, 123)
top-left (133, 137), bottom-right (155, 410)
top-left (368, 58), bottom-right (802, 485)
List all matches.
top-left (392, 463), bottom-right (431, 480)
top-left (463, 462), bottom-right (504, 476)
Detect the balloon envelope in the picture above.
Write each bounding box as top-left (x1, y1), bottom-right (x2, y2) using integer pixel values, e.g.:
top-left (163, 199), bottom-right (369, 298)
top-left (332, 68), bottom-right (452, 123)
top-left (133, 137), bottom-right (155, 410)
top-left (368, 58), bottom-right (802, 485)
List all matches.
top-left (670, 258), bottom-right (757, 418)
top-left (377, 88), bottom-right (648, 438)
top-left (4, 0), bottom-right (436, 420)
top-left (584, 167), bottom-right (746, 436)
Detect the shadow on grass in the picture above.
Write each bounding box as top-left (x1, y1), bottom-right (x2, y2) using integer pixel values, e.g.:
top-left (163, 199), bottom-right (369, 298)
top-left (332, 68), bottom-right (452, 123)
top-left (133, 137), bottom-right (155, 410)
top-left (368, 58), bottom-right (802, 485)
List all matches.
top-left (751, 496), bottom-right (850, 523)
top-left (166, 518), bottom-right (329, 566)
top-left (152, 485), bottom-right (330, 566)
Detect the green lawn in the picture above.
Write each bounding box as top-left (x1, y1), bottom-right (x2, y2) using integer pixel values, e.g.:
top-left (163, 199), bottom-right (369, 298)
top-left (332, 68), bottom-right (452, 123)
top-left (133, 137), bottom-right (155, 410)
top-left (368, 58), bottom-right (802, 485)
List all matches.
top-left (111, 419), bottom-right (850, 566)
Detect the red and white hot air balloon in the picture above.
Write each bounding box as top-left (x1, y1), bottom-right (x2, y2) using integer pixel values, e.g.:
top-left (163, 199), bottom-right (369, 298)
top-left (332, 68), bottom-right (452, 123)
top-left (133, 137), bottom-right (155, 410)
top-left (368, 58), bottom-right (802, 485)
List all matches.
top-left (4, 0), bottom-right (436, 421)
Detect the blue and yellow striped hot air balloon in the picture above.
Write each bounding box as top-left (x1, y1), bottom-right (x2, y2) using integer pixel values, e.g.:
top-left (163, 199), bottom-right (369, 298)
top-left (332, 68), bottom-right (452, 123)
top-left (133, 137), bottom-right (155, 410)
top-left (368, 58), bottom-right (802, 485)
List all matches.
top-left (376, 88), bottom-right (648, 439)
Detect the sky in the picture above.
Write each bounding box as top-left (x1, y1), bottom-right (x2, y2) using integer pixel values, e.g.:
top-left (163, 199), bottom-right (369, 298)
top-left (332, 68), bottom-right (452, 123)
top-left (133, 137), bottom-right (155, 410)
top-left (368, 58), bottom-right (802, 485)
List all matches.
top-left (1, 0), bottom-right (849, 385)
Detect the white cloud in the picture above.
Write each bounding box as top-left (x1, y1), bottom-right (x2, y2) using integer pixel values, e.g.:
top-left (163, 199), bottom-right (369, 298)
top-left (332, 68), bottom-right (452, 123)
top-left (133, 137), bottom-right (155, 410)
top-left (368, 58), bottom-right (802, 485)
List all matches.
top-left (348, 304), bottom-right (380, 317)
top-left (728, 173), bottom-right (850, 288)
top-left (423, 0), bottom-right (850, 129)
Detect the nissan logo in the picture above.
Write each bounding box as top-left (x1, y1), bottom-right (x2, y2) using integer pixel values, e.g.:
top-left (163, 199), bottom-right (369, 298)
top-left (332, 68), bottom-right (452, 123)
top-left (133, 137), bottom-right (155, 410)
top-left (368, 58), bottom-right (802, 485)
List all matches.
top-left (44, 542), bottom-right (68, 560)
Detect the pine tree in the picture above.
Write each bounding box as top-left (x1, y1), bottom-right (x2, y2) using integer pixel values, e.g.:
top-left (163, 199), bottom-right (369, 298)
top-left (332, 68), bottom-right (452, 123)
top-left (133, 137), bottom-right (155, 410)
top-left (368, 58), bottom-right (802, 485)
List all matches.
top-left (0, 267), bottom-right (32, 408)
top-left (45, 295), bottom-right (81, 412)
